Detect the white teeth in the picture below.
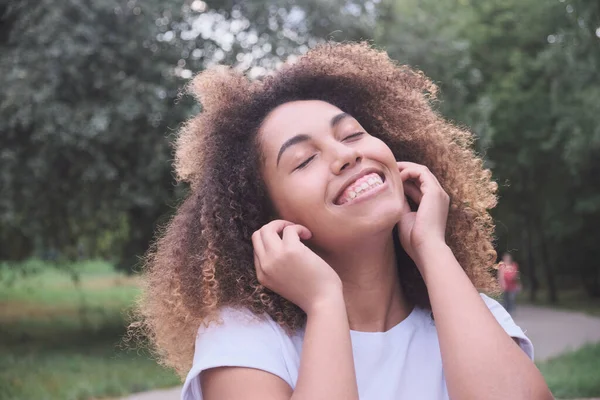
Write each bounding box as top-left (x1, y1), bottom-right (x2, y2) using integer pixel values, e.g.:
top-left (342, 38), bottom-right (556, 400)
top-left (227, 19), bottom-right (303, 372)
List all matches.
top-left (339, 173), bottom-right (385, 204)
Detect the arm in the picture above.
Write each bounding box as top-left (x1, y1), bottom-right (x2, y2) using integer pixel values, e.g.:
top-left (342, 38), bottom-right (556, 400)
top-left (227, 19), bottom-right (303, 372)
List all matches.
top-left (202, 222), bottom-right (358, 400)
top-left (396, 162), bottom-right (552, 400)
top-left (417, 244), bottom-right (552, 400)
top-left (292, 292), bottom-right (358, 400)
top-left (201, 297), bottom-right (356, 400)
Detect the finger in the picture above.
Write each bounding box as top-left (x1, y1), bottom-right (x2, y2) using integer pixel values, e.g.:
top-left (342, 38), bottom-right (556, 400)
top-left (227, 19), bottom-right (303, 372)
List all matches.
top-left (253, 251), bottom-right (266, 282)
top-left (402, 180), bottom-right (423, 205)
top-left (260, 219), bottom-right (295, 251)
top-left (396, 161), bottom-right (423, 169)
top-left (398, 166), bottom-right (427, 183)
top-left (251, 230), bottom-right (266, 261)
top-left (399, 167), bottom-right (436, 192)
top-left (253, 250), bottom-right (261, 269)
top-left (398, 162), bottom-right (444, 188)
top-left (282, 224), bottom-right (312, 245)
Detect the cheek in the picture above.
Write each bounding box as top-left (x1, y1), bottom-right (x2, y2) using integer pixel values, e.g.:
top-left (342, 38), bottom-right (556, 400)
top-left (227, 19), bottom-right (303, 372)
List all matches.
top-left (391, 168), bottom-right (405, 199)
top-left (271, 176), bottom-right (326, 221)
top-left (370, 138), bottom-right (398, 164)
top-left (368, 140), bottom-right (405, 199)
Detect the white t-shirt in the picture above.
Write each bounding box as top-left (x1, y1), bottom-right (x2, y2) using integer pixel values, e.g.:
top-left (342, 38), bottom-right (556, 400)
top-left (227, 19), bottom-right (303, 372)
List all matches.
top-left (182, 294), bottom-right (533, 400)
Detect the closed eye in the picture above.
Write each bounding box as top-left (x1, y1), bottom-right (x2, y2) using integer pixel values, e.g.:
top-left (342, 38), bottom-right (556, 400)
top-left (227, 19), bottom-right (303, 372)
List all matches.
top-left (343, 132), bottom-right (364, 141)
top-left (295, 155), bottom-right (316, 171)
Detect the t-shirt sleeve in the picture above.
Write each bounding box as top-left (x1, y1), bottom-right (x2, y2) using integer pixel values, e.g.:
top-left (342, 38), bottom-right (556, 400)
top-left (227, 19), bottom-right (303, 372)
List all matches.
top-left (480, 293), bottom-right (534, 361)
top-left (181, 307), bottom-right (293, 400)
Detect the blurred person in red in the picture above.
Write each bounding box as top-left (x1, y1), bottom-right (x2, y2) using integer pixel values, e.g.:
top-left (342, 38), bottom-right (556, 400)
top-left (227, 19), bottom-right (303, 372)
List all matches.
top-left (498, 253), bottom-right (521, 314)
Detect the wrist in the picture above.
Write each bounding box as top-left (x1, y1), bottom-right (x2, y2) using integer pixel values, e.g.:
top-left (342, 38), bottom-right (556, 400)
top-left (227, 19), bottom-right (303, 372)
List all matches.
top-left (305, 285), bottom-right (345, 317)
top-left (413, 241), bottom-right (452, 276)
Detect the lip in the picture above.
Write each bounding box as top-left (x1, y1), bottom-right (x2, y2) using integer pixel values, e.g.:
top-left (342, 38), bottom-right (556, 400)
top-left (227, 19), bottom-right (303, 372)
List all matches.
top-left (333, 167), bottom-right (386, 205)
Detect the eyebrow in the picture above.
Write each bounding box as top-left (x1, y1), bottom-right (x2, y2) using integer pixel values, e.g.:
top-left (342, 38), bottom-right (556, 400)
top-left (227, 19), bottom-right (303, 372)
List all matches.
top-left (330, 112), bottom-right (350, 128)
top-left (276, 112), bottom-right (351, 166)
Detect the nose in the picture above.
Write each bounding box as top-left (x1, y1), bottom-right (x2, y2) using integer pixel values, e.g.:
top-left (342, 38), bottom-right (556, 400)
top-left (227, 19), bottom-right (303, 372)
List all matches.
top-left (330, 144), bottom-right (363, 175)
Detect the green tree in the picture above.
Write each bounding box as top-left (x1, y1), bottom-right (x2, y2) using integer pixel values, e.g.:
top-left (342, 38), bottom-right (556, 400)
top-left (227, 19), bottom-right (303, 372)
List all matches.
top-left (377, 0), bottom-right (600, 299)
top-left (480, 0), bottom-right (600, 299)
top-left (0, 0), bottom-right (376, 271)
top-left (0, 0), bottom-right (190, 270)
top-left (536, 0), bottom-right (600, 296)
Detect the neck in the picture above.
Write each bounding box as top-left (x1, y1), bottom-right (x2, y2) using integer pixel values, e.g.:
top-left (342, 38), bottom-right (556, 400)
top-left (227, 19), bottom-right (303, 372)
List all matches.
top-left (317, 232), bottom-right (412, 332)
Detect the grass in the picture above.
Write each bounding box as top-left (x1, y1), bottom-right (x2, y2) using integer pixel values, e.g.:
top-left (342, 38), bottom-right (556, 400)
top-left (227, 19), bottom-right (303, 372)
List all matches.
top-left (518, 288), bottom-right (600, 317)
top-left (0, 260), bottom-right (180, 400)
top-left (2, 261), bottom-right (599, 399)
top-left (538, 341), bottom-right (600, 398)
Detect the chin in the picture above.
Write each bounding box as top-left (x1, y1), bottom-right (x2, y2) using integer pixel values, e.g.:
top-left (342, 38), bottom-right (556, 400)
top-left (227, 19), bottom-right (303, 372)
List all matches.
top-left (367, 210), bottom-right (401, 234)
top-left (342, 208), bottom-right (402, 238)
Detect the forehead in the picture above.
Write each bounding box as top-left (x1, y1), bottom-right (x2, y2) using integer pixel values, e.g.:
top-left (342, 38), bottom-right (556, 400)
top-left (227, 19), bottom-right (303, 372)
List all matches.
top-left (258, 100), bottom-right (347, 155)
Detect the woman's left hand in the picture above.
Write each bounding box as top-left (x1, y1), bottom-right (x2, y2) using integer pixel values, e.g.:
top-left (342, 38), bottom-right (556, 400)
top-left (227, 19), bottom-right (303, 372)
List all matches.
top-left (396, 162), bottom-right (450, 269)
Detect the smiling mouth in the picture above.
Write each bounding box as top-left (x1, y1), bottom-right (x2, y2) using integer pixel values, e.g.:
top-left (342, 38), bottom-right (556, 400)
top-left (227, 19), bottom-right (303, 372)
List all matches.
top-left (335, 172), bottom-right (386, 205)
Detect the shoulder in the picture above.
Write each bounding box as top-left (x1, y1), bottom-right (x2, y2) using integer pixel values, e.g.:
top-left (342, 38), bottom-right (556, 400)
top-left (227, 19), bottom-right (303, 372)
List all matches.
top-left (479, 293), bottom-right (534, 360)
top-left (479, 293), bottom-right (513, 325)
top-left (182, 307), bottom-right (295, 400)
top-left (194, 307), bottom-right (281, 348)
top-left (192, 306), bottom-right (291, 366)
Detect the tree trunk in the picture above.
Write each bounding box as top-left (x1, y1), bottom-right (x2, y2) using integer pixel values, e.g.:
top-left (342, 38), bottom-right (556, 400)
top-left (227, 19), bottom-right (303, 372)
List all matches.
top-left (116, 206), bottom-right (162, 274)
top-left (523, 218), bottom-right (539, 302)
top-left (581, 265), bottom-right (600, 298)
top-left (538, 229), bottom-right (558, 303)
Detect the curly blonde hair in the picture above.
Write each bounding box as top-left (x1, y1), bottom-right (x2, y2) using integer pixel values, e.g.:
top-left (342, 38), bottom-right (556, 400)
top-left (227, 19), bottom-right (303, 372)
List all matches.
top-left (134, 42), bottom-right (499, 377)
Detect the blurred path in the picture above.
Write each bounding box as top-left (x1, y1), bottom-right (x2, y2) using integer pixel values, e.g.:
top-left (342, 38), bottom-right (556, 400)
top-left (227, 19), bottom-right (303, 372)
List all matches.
top-left (120, 305), bottom-right (600, 400)
top-left (512, 305), bottom-right (600, 361)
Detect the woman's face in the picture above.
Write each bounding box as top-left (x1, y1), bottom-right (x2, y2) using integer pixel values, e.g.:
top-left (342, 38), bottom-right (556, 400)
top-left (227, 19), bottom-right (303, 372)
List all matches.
top-left (258, 100), bottom-right (405, 248)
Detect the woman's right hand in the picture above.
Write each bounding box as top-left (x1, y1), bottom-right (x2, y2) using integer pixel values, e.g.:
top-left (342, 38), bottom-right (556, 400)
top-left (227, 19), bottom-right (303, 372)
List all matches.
top-left (251, 219), bottom-right (342, 314)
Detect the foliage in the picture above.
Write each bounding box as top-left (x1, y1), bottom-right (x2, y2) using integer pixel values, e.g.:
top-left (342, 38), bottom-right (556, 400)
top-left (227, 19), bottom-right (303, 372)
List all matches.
top-left (474, 0), bottom-right (600, 299)
top-left (537, 341), bottom-right (600, 398)
top-left (0, 260), bottom-right (180, 400)
top-left (377, 0), bottom-right (600, 299)
top-left (0, 0), bottom-right (189, 270)
top-left (0, 0), bottom-right (375, 271)
top-left (1, 0), bottom-right (599, 296)
top-left (3, 1), bottom-right (600, 398)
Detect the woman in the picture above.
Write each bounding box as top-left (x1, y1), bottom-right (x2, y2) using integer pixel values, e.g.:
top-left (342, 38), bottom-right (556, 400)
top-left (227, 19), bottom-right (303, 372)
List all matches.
top-left (498, 252), bottom-right (521, 314)
top-left (136, 42), bottom-right (552, 399)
